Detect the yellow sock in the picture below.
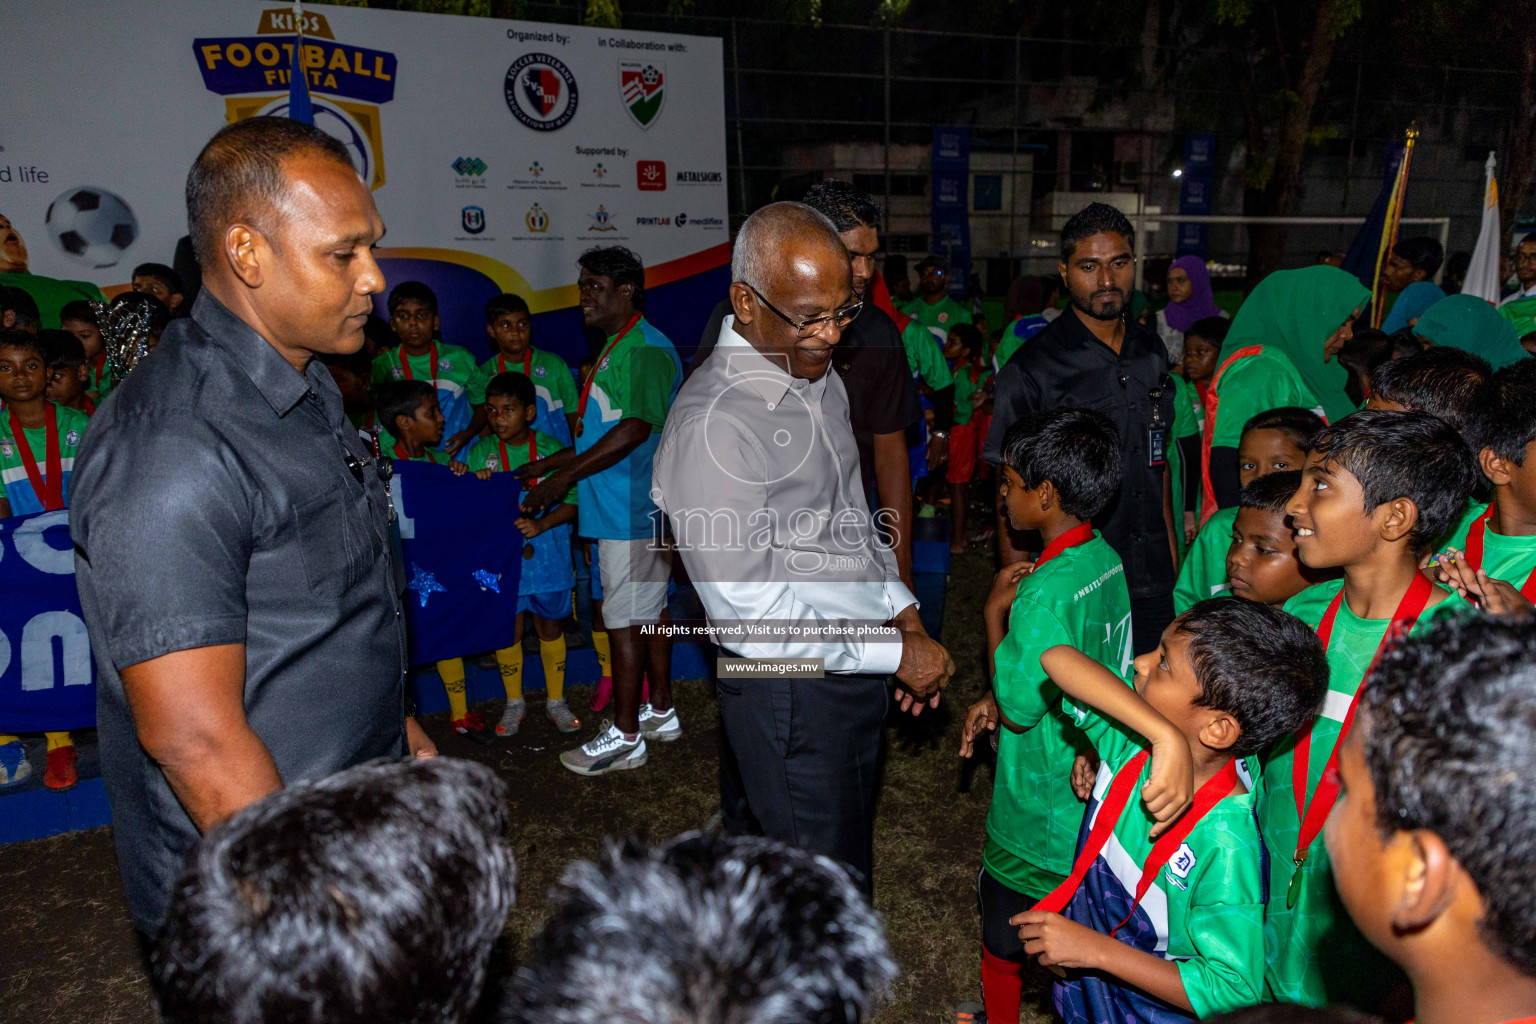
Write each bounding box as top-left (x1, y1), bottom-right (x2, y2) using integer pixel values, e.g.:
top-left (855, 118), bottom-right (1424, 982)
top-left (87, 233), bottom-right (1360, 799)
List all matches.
top-left (592, 630), bottom-right (612, 679)
top-left (0, 735), bottom-right (18, 745)
top-left (495, 646), bottom-right (524, 701)
top-left (540, 636), bottom-right (567, 701)
top-left (46, 731), bottom-right (72, 751)
top-left (437, 658), bottom-right (468, 720)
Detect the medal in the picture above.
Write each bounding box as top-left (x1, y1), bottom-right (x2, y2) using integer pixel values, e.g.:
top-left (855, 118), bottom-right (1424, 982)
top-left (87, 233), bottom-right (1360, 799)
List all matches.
top-left (8, 404), bottom-right (64, 511)
top-left (522, 543), bottom-right (536, 559)
top-left (1286, 854), bottom-right (1307, 909)
top-left (575, 313), bottom-right (640, 440)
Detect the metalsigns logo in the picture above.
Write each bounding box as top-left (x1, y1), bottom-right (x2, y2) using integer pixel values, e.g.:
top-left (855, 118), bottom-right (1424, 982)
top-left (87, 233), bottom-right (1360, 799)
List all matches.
top-left (589, 205), bottom-right (617, 232)
top-left (452, 157), bottom-right (487, 176)
top-left (193, 9), bottom-right (397, 189)
top-left (461, 206), bottom-right (486, 234)
top-left (637, 159), bottom-right (666, 191)
top-left (619, 61), bottom-right (665, 129)
top-left (676, 169), bottom-right (723, 185)
top-left (526, 204), bottom-right (550, 232)
top-left (505, 53), bottom-right (578, 131)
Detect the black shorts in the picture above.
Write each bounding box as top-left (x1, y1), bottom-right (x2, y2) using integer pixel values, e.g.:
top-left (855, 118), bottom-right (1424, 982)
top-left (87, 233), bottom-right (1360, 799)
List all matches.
top-left (978, 867), bottom-right (1040, 960)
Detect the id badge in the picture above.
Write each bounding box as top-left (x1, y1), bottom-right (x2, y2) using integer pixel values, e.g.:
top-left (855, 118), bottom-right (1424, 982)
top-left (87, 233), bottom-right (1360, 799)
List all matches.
top-left (1147, 426), bottom-right (1167, 467)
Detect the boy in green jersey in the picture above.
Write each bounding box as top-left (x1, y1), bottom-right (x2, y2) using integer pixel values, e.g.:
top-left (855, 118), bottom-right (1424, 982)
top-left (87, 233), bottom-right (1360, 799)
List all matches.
top-left (1224, 472), bottom-right (1333, 607)
top-left (1171, 317), bottom-right (1226, 546)
top-left (464, 293), bottom-right (579, 447)
top-left (1015, 598), bottom-right (1327, 1022)
top-left (454, 372), bottom-right (580, 737)
top-left (0, 328), bottom-right (91, 791)
top-left (958, 407), bottom-right (1132, 1024)
top-left (1174, 407), bottom-right (1321, 613)
top-left (943, 323), bottom-right (992, 554)
top-left (1436, 358), bottom-right (1536, 616)
top-left (1328, 615), bottom-right (1536, 1024)
top-left (1265, 409), bottom-right (1480, 1009)
top-left (41, 330), bottom-right (94, 416)
top-left (58, 300), bottom-right (110, 403)
top-left (371, 282), bottom-right (477, 455)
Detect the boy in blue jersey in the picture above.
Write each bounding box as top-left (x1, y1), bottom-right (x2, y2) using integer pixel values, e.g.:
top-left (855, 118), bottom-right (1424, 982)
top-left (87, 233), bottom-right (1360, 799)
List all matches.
top-left (1012, 597), bottom-right (1327, 1023)
top-left (519, 247), bottom-right (682, 778)
top-left (465, 293), bottom-right (579, 446)
top-left (0, 328), bottom-right (91, 790)
top-left (455, 372), bottom-right (580, 737)
top-left (371, 282), bottom-right (477, 455)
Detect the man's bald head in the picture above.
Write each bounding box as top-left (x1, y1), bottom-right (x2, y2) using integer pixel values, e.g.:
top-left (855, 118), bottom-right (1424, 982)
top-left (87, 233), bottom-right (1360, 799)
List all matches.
top-left (731, 202), bottom-right (845, 292)
top-left (185, 118), bottom-right (356, 269)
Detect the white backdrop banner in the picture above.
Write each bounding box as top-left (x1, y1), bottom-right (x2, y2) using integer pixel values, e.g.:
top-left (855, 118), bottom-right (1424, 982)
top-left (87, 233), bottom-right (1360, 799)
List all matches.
top-left (0, 0), bottom-right (728, 350)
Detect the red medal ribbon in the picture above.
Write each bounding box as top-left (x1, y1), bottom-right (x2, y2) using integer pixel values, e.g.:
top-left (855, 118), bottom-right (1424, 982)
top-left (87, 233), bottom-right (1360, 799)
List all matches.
top-left (577, 314), bottom-right (641, 421)
top-left (8, 404), bottom-right (64, 511)
top-left (1197, 345), bottom-right (1265, 527)
top-left (398, 342), bottom-right (439, 383)
top-left (1464, 505), bottom-right (1536, 601)
top-left (1289, 572), bottom-right (1435, 869)
top-left (1035, 753), bottom-right (1240, 935)
top-left (495, 349), bottom-right (535, 381)
top-left (1034, 522), bottom-right (1096, 570)
top-left (496, 432), bottom-right (542, 485)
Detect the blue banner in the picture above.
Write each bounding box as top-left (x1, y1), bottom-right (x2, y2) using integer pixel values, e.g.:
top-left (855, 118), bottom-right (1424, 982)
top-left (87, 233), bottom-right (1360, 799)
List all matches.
top-left (931, 126), bottom-right (972, 298)
top-left (1177, 133), bottom-right (1216, 256)
top-left (390, 460), bottom-right (525, 667)
top-left (0, 511), bottom-right (96, 733)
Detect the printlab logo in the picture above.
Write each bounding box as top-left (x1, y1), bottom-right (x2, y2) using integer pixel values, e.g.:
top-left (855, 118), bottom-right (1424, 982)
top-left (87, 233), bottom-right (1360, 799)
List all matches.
top-left (636, 159), bottom-right (666, 191)
top-left (619, 61), bottom-right (665, 129)
top-left (452, 156), bottom-right (487, 176)
top-left (525, 203), bottom-right (550, 233)
top-left (589, 205), bottom-right (617, 232)
top-left (505, 52), bottom-right (578, 131)
top-left (461, 205), bottom-right (486, 234)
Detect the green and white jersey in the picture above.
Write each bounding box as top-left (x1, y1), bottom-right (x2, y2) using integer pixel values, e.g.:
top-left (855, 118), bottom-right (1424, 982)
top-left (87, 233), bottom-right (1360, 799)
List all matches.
top-left (1259, 580), bottom-right (1465, 1006)
top-left (462, 431), bottom-right (576, 506)
top-left (985, 532), bottom-right (1132, 898)
top-left (900, 319), bottom-right (954, 391)
top-left (904, 294), bottom-right (972, 343)
top-left (953, 363), bottom-right (992, 426)
top-left (0, 402), bottom-right (89, 515)
top-left (1436, 501), bottom-right (1536, 591)
top-left (1172, 506), bottom-right (1236, 614)
top-left (1058, 698), bottom-right (1267, 1018)
top-left (466, 347), bottom-right (579, 447)
top-left (1209, 347), bottom-right (1324, 449)
top-left (371, 342), bottom-right (478, 451)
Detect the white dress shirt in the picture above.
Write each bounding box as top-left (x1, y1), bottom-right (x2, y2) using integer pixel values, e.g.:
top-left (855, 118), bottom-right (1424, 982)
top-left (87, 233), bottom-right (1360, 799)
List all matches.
top-left (652, 316), bottom-right (917, 675)
top-left (1499, 282), bottom-right (1536, 307)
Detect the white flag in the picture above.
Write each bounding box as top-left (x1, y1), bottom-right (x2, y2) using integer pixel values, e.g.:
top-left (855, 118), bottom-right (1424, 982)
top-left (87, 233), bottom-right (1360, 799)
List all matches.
top-left (1463, 152), bottom-right (1502, 303)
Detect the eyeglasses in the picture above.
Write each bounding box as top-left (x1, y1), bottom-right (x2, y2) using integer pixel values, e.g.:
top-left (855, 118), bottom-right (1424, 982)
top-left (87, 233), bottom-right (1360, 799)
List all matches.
top-left (747, 285), bottom-right (862, 338)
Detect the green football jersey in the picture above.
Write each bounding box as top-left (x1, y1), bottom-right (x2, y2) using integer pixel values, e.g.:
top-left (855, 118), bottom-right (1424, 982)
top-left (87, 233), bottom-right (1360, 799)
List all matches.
top-left (1436, 501), bottom-right (1536, 592)
top-left (371, 342), bottom-right (478, 450)
top-left (0, 402), bottom-right (89, 515)
top-left (1173, 506), bottom-right (1236, 614)
top-left (905, 294), bottom-right (972, 341)
top-left (952, 363), bottom-right (991, 427)
top-left (899, 319), bottom-right (954, 391)
top-left (462, 431), bottom-right (576, 506)
top-left (1260, 580), bottom-right (1465, 1006)
top-left (1060, 697), bottom-right (1268, 1017)
top-left (985, 533), bottom-right (1133, 898)
top-left (466, 347), bottom-right (579, 445)
top-left (1209, 347), bottom-right (1324, 449)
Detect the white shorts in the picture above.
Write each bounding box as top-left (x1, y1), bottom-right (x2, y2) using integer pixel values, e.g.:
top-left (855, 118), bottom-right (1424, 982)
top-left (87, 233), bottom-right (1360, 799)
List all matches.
top-left (596, 538), bottom-right (671, 628)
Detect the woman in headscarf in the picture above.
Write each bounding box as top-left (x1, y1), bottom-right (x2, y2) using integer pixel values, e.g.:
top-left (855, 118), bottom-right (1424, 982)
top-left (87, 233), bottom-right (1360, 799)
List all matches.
top-left (1157, 255), bottom-right (1227, 363)
top-left (1379, 279), bottom-right (1445, 334)
top-left (1199, 265), bottom-right (1370, 519)
top-left (1412, 294), bottom-right (1529, 370)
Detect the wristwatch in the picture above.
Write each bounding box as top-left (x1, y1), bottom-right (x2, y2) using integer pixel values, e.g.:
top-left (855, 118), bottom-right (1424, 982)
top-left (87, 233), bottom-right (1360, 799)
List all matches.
top-left (931, 430), bottom-right (950, 440)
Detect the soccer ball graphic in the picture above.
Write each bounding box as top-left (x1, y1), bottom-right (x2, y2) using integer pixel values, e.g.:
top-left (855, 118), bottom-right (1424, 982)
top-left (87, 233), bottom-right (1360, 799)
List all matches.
top-left (44, 187), bottom-right (137, 268)
top-left (257, 101), bottom-right (372, 184)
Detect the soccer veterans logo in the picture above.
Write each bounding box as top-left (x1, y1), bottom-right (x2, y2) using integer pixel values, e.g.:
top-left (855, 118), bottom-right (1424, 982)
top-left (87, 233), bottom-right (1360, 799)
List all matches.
top-left (505, 53), bottom-right (578, 131)
top-left (619, 61), bottom-right (665, 129)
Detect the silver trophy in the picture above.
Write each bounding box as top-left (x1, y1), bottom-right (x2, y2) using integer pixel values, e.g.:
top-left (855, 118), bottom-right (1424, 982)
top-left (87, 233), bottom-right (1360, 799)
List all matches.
top-left (90, 298), bottom-right (154, 387)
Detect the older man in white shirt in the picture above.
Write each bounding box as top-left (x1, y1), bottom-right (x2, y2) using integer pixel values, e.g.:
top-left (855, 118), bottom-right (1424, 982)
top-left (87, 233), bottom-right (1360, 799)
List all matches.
top-left (653, 202), bottom-right (953, 888)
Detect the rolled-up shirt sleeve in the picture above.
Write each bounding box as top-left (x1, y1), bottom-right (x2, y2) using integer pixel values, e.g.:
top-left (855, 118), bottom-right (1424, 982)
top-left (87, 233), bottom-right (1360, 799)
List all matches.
top-left (655, 407), bottom-right (904, 676)
top-left (71, 415), bottom-right (252, 671)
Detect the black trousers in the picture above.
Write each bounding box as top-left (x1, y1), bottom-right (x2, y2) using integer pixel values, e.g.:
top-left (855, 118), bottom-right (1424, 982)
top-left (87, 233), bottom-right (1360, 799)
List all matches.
top-left (715, 672), bottom-right (889, 892)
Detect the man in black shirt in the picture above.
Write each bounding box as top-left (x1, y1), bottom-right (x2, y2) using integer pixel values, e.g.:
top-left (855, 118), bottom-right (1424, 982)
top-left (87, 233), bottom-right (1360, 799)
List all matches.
top-left (690, 181), bottom-right (924, 583)
top-left (984, 203), bottom-right (1179, 654)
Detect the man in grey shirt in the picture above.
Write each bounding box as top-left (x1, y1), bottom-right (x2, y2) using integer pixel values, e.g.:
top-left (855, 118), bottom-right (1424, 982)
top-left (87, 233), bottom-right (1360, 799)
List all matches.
top-left (652, 202), bottom-right (954, 887)
top-left (69, 118), bottom-right (431, 937)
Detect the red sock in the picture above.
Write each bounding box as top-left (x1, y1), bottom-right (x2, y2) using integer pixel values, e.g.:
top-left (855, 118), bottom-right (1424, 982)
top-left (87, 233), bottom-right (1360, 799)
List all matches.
top-left (980, 947), bottom-right (1022, 1024)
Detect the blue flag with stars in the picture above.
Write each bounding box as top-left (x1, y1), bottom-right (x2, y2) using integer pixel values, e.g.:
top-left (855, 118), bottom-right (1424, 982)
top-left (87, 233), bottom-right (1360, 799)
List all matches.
top-left (391, 460), bottom-right (523, 666)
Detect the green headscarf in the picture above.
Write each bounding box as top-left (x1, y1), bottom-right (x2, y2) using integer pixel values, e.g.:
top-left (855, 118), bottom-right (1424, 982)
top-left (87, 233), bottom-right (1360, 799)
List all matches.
top-left (1224, 265), bottom-right (1370, 423)
top-left (1413, 294), bottom-right (1529, 370)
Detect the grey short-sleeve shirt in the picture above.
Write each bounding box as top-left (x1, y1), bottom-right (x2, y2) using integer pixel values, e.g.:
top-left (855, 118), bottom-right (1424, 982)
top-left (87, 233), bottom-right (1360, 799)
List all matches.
top-left (69, 291), bottom-right (407, 934)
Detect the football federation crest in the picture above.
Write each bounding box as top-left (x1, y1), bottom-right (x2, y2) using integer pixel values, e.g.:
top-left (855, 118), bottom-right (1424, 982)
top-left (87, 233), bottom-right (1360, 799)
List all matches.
top-left (526, 204), bottom-right (550, 233)
top-left (0, 442), bottom-right (12, 459)
top-left (486, 457), bottom-right (501, 472)
top-left (534, 365), bottom-right (548, 377)
top-left (461, 206), bottom-right (486, 234)
top-left (506, 53), bottom-right (578, 131)
top-left (65, 430), bottom-right (81, 447)
top-left (619, 61), bottom-right (665, 129)
top-left (589, 205), bottom-right (617, 232)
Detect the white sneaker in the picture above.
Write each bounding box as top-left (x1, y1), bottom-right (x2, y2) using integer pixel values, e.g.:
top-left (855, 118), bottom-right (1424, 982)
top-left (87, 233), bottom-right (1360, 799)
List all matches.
top-left (637, 703), bottom-right (682, 742)
top-left (559, 720), bottom-right (648, 776)
top-left (496, 698), bottom-right (527, 738)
